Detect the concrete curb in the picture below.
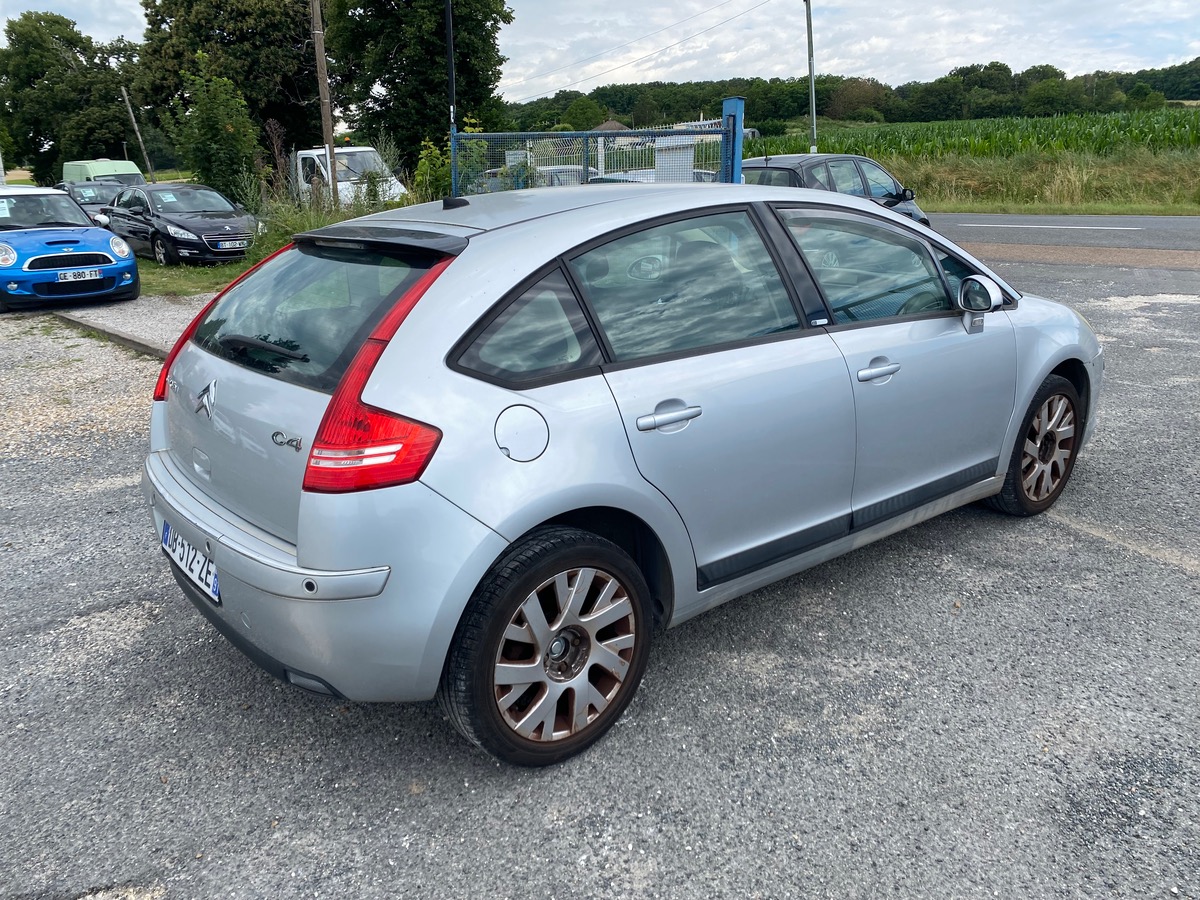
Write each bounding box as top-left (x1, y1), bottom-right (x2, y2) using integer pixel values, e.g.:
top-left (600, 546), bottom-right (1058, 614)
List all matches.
top-left (53, 311), bottom-right (170, 360)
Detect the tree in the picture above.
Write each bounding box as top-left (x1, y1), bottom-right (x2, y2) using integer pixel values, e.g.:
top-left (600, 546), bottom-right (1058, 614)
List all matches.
top-left (562, 96), bottom-right (606, 130)
top-left (325, 0), bottom-right (513, 168)
top-left (165, 55), bottom-right (260, 199)
top-left (139, 0), bottom-right (321, 149)
top-left (0, 12), bottom-right (134, 184)
top-left (827, 78), bottom-right (891, 120)
top-left (1126, 82), bottom-right (1167, 110)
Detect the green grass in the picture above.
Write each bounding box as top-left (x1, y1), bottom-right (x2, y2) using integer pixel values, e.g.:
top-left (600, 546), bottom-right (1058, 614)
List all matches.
top-left (137, 260), bottom-right (250, 297)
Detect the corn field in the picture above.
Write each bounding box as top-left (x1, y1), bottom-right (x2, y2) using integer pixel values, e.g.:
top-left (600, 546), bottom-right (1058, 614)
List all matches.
top-left (749, 109), bottom-right (1200, 159)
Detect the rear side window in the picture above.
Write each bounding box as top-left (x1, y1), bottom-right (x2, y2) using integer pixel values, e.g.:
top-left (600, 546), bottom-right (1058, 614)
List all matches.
top-left (569, 210), bottom-right (800, 361)
top-left (193, 243), bottom-right (440, 393)
top-left (743, 168), bottom-right (796, 188)
top-left (456, 269), bottom-right (603, 383)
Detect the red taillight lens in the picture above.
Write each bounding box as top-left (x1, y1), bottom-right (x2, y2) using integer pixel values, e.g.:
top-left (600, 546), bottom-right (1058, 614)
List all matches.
top-left (153, 243), bottom-right (296, 401)
top-left (302, 257), bottom-right (452, 493)
top-left (303, 339), bottom-right (442, 492)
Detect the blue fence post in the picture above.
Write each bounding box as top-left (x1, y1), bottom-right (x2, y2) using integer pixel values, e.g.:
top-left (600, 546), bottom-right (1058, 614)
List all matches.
top-left (450, 126), bottom-right (459, 197)
top-left (720, 96), bottom-right (745, 184)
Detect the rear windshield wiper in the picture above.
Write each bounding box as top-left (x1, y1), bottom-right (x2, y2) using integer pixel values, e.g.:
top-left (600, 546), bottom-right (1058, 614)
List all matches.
top-left (217, 333), bottom-right (309, 361)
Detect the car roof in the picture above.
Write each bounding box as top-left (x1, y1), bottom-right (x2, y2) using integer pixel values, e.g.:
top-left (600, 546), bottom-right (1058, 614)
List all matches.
top-left (0, 185), bottom-right (67, 197)
top-left (326, 182), bottom-right (888, 236)
top-left (743, 154), bottom-right (863, 168)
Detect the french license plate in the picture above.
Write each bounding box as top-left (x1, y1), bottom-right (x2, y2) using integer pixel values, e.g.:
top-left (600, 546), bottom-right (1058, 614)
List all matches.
top-left (216, 240), bottom-right (248, 250)
top-left (161, 520), bottom-right (221, 603)
top-left (57, 268), bottom-right (102, 282)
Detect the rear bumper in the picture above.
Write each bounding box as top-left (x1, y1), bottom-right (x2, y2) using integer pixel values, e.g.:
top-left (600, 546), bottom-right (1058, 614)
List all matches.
top-left (143, 448), bottom-right (508, 702)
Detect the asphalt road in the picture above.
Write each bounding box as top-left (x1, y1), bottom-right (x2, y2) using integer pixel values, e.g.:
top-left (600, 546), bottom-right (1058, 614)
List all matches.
top-left (1, 219), bottom-right (1198, 899)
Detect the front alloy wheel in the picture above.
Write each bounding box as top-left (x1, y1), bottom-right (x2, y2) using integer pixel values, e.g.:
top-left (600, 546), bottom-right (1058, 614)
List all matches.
top-left (988, 374), bottom-right (1081, 516)
top-left (440, 527), bottom-right (653, 766)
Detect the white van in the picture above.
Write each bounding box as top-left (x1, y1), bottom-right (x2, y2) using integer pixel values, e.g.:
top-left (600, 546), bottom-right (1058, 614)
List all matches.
top-left (61, 159), bottom-right (146, 185)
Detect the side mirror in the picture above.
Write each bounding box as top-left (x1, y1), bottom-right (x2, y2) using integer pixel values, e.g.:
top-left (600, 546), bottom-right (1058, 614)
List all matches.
top-left (898, 187), bottom-right (915, 202)
top-left (130, 204), bottom-right (147, 216)
top-left (956, 275), bottom-right (1004, 334)
top-left (92, 213), bottom-right (110, 228)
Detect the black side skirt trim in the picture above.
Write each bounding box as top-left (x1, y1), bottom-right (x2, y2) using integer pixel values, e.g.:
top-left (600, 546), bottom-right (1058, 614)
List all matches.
top-left (695, 458), bottom-right (999, 591)
top-left (697, 515), bottom-right (851, 590)
top-left (851, 458), bottom-right (998, 532)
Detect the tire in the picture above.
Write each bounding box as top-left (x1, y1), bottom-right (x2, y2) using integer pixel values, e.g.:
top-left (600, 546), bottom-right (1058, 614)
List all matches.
top-left (153, 235), bottom-right (178, 266)
top-left (987, 374), bottom-right (1081, 516)
top-left (438, 526), bottom-right (653, 767)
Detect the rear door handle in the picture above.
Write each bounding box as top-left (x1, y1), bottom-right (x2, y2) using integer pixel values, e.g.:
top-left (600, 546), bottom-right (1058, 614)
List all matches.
top-left (636, 405), bottom-right (702, 431)
top-left (857, 362), bottom-right (901, 382)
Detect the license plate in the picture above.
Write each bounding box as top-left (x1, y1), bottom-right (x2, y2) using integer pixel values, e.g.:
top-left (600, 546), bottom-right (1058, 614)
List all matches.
top-left (57, 268), bottom-right (102, 282)
top-left (161, 520), bottom-right (221, 603)
top-left (216, 240), bottom-right (248, 250)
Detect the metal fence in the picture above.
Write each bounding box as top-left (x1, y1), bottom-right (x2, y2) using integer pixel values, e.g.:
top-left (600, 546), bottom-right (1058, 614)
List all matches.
top-left (449, 98), bottom-right (747, 196)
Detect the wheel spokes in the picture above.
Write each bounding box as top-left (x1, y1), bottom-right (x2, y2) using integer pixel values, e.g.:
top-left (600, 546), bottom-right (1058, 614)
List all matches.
top-left (1020, 393), bottom-right (1077, 502)
top-left (494, 565), bottom-right (638, 743)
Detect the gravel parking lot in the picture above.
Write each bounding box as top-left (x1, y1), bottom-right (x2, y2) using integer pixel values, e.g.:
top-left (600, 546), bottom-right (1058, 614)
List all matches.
top-left (1, 253), bottom-right (1198, 898)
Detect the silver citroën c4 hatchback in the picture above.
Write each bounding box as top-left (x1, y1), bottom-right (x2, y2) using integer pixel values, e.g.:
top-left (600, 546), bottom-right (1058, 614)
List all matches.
top-left (143, 183), bottom-right (1104, 766)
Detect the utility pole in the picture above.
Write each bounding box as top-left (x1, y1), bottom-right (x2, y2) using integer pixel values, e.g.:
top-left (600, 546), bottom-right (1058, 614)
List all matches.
top-left (445, 0), bottom-right (458, 197)
top-left (310, 0), bottom-right (338, 204)
top-left (805, 0), bottom-right (818, 153)
top-left (121, 85), bottom-right (157, 182)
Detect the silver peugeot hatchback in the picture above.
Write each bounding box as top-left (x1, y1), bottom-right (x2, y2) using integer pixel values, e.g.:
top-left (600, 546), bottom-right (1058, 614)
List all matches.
top-left (143, 183), bottom-right (1104, 766)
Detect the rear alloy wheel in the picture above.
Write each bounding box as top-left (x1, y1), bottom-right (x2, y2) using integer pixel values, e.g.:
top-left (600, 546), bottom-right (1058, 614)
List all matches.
top-left (439, 527), bottom-right (652, 766)
top-left (153, 235), bottom-right (178, 266)
top-left (987, 374), bottom-right (1081, 516)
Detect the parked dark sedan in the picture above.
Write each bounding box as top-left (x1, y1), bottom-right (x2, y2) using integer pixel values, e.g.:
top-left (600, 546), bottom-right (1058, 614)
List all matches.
top-left (100, 183), bottom-right (258, 265)
top-left (55, 181), bottom-right (124, 223)
top-left (742, 154), bottom-right (930, 226)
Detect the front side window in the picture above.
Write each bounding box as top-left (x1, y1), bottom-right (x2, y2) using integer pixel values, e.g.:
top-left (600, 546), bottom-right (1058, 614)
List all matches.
top-left (860, 161), bottom-right (900, 199)
top-left (457, 269), bottom-right (603, 383)
top-left (777, 210), bottom-right (952, 324)
top-left (193, 243), bottom-right (441, 392)
top-left (117, 190), bottom-right (145, 210)
top-left (569, 210), bottom-right (800, 361)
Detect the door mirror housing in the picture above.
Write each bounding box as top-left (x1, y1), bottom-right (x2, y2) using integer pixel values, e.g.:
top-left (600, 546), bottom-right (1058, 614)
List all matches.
top-left (956, 275), bottom-right (1004, 333)
top-left (898, 187), bottom-right (916, 202)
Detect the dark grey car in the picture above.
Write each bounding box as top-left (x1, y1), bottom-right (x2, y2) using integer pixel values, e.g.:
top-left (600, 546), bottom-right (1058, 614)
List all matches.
top-left (743, 154), bottom-right (930, 226)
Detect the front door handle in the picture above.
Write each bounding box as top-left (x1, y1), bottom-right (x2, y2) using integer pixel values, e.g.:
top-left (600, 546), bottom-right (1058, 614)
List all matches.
top-left (857, 362), bottom-right (901, 382)
top-left (636, 405), bottom-right (702, 432)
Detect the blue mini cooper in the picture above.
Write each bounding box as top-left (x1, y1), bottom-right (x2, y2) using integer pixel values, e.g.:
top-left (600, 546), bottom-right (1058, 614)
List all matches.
top-left (0, 185), bottom-right (140, 312)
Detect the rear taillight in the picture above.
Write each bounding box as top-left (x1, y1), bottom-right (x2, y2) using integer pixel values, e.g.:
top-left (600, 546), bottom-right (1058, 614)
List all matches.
top-left (302, 258), bottom-right (452, 493)
top-left (153, 244), bottom-right (296, 401)
top-left (154, 295), bottom-right (218, 401)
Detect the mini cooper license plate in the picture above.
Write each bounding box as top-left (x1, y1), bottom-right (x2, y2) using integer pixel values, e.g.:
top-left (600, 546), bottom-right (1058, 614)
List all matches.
top-left (162, 520), bottom-right (221, 603)
top-left (217, 240), bottom-right (248, 250)
top-left (57, 269), bottom-right (102, 282)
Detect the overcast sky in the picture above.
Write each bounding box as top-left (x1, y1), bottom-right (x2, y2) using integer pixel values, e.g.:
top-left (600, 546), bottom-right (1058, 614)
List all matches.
top-left (3, 0), bottom-right (1198, 102)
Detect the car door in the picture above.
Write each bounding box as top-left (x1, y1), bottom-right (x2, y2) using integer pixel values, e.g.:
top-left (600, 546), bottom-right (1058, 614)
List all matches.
top-left (775, 207), bottom-right (1017, 529)
top-left (112, 189), bottom-right (151, 253)
top-left (568, 208), bottom-right (857, 589)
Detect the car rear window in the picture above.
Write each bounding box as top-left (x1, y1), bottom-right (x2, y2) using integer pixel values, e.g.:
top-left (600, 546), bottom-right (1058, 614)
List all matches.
top-left (192, 243), bottom-right (442, 393)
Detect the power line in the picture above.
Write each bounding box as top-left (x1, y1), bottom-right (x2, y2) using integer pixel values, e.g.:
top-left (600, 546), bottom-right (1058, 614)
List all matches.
top-left (512, 0), bottom-right (773, 103)
top-left (503, 0), bottom-right (744, 89)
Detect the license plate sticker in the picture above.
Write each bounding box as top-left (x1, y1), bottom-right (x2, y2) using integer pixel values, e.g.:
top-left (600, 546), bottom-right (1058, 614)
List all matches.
top-left (57, 268), bottom-right (102, 282)
top-left (216, 240), bottom-right (248, 250)
top-left (162, 520), bottom-right (221, 603)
